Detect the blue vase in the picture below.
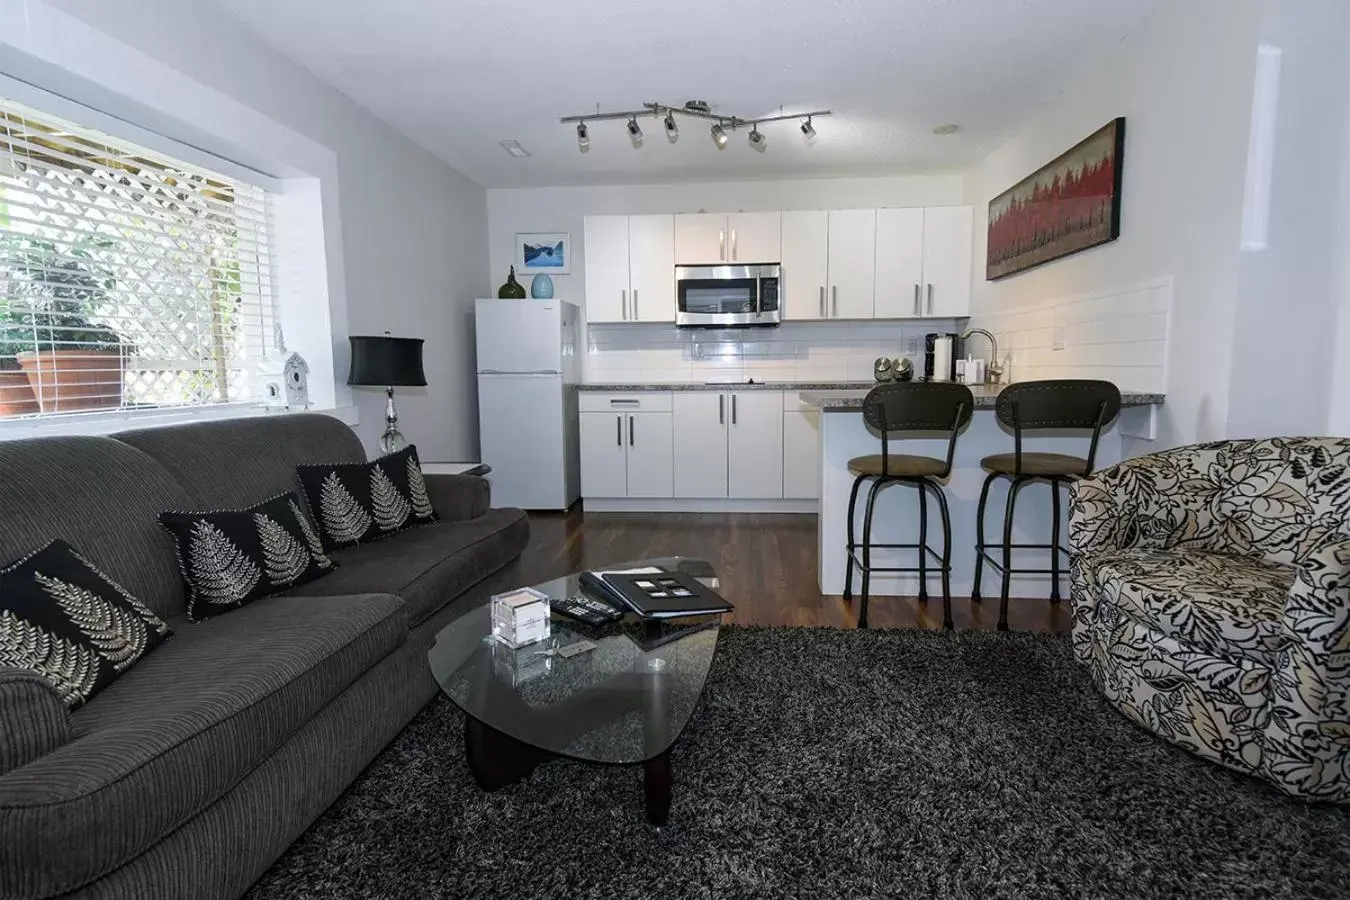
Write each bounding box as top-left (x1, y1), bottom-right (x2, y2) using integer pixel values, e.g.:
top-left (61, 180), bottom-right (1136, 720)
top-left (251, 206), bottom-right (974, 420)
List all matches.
top-left (530, 273), bottom-right (555, 299)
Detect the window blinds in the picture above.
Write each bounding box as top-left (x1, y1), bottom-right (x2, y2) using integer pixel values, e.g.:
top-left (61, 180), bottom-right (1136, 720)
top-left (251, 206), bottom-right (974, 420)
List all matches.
top-left (0, 95), bottom-right (278, 419)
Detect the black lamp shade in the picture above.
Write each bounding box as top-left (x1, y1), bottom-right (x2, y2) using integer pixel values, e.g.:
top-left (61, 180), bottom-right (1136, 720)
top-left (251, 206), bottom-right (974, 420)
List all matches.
top-left (347, 336), bottom-right (427, 387)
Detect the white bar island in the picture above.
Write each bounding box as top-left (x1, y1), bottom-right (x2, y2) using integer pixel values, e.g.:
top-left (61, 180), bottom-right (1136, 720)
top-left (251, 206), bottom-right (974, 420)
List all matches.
top-left (800, 386), bottom-right (1165, 599)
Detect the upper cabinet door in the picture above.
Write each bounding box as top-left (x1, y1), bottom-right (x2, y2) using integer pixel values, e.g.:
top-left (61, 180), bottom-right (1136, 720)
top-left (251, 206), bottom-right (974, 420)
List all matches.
top-left (674, 213), bottom-right (727, 264)
top-left (628, 214), bottom-right (675, 323)
top-left (780, 210), bottom-right (829, 320)
top-left (727, 212), bottom-right (782, 264)
top-left (873, 208), bottom-right (926, 319)
top-left (583, 215), bottom-right (630, 323)
top-left (921, 205), bottom-right (974, 318)
top-left (826, 209), bottom-right (877, 319)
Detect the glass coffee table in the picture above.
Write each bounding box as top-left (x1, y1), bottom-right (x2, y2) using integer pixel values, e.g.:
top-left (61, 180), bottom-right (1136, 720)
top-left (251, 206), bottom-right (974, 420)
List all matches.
top-left (427, 557), bottom-right (725, 825)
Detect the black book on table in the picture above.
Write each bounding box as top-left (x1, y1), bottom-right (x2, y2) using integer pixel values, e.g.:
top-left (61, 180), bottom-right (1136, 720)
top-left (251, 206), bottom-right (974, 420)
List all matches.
top-left (580, 570), bottom-right (733, 619)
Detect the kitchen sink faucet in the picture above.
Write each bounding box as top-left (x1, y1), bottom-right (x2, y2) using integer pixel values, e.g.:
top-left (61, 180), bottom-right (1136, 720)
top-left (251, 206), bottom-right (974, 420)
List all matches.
top-left (960, 328), bottom-right (1004, 384)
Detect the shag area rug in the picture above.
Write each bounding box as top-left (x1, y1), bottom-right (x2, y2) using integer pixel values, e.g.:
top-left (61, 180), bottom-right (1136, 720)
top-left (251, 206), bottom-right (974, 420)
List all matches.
top-left (247, 627), bottom-right (1350, 899)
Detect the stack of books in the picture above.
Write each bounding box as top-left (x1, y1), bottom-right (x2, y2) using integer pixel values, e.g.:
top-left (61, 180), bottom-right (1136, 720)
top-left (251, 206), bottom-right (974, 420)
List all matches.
top-left (579, 567), bottom-right (733, 620)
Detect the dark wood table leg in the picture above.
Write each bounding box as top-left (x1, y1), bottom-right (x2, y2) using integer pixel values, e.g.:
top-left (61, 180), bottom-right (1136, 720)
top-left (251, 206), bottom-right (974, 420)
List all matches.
top-left (464, 715), bottom-right (552, 790)
top-left (644, 750), bottom-right (672, 826)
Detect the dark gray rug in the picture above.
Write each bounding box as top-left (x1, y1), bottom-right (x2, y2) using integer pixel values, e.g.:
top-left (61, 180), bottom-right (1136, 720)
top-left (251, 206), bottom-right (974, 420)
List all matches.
top-left (247, 627), bottom-right (1350, 899)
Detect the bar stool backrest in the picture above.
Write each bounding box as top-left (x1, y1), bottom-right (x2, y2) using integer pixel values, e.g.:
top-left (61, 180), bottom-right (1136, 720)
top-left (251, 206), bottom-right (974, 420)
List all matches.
top-left (994, 380), bottom-right (1122, 475)
top-left (862, 382), bottom-right (974, 478)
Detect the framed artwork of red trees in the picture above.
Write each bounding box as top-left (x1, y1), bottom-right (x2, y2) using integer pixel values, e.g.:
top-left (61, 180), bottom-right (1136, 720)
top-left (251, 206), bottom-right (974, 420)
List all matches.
top-left (987, 117), bottom-right (1125, 280)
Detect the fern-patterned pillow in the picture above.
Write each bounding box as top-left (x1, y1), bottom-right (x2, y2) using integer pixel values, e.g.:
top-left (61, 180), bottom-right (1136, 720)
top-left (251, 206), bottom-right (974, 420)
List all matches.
top-left (295, 445), bottom-right (438, 551)
top-left (0, 540), bottom-right (172, 708)
top-left (159, 492), bottom-right (336, 622)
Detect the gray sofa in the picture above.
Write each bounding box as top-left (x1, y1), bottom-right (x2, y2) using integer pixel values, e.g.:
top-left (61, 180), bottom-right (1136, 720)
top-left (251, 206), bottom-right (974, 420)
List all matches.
top-left (0, 414), bottom-right (530, 900)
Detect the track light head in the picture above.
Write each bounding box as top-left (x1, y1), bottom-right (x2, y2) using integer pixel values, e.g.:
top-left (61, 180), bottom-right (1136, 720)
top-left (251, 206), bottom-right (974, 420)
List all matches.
top-left (663, 111), bottom-right (679, 141)
top-left (626, 117), bottom-right (643, 147)
top-left (710, 122), bottom-right (728, 149)
top-left (748, 126), bottom-right (767, 152)
top-left (800, 117), bottom-right (816, 139)
top-left (576, 122), bottom-right (589, 151)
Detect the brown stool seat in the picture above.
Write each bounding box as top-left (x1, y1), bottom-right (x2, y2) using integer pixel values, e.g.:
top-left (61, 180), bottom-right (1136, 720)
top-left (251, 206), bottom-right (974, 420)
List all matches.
top-left (979, 452), bottom-right (1090, 477)
top-left (848, 453), bottom-right (948, 478)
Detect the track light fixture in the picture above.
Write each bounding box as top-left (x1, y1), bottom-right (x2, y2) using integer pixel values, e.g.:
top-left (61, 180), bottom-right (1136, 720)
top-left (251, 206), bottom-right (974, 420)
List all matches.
top-left (560, 101), bottom-right (832, 153)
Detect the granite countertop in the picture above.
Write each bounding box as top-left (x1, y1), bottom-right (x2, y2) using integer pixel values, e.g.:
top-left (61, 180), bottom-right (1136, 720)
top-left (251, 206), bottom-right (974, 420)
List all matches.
top-left (798, 386), bottom-right (1165, 410)
top-left (578, 381), bottom-right (877, 392)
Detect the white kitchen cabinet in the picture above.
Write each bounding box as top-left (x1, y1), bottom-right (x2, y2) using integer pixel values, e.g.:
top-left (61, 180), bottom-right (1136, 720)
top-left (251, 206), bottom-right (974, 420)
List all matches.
top-left (726, 391), bottom-right (783, 499)
top-left (583, 215), bottom-right (631, 323)
top-left (782, 405), bottom-right (821, 499)
top-left (628, 214), bottom-right (675, 322)
top-left (673, 214), bottom-right (727, 265)
top-left (920, 206), bottom-right (973, 318)
top-left (826, 209), bottom-right (877, 319)
top-left (727, 212), bottom-right (781, 263)
top-left (579, 411), bottom-right (629, 497)
top-left (781, 210), bottom-right (829, 320)
top-left (873, 208), bottom-right (926, 318)
top-left (624, 412), bottom-right (674, 498)
top-left (673, 392), bottom-right (729, 498)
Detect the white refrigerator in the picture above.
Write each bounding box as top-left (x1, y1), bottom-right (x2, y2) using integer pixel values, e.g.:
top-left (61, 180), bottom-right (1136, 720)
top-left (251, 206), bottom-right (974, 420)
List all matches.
top-left (474, 298), bottom-right (581, 510)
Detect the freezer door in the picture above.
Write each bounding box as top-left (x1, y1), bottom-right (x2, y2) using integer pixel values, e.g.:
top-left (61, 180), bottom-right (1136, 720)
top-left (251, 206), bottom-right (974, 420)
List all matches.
top-left (475, 298), bottom-right (563, 374)
top-left (477, 373), bottom-right (570, 509)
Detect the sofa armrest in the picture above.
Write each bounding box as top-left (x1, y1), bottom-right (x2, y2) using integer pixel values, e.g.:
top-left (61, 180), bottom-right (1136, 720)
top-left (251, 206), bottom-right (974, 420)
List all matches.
top-left (1283, 538), bottom-right (1350, 659)
top-left (0, 667), bottom-right (72, 776)
top-left (424, 473), bottom-right (491, 521)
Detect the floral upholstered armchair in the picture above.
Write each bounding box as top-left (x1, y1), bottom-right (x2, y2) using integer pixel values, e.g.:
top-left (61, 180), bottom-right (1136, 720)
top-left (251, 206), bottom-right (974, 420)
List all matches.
top-left (1069, 437), bottom-right (1350, 801)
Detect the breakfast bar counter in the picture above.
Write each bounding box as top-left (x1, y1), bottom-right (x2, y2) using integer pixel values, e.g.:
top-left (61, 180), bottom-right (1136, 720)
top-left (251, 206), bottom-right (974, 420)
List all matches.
top-left (799, 384), bottom-right (1165, 600)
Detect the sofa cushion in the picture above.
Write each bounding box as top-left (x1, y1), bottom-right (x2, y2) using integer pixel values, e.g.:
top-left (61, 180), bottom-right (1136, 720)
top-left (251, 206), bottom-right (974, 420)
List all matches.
top-left (294, 508), bottom-right (530, 627)
top-left (0, 541), bottom-right (172, 707)
top-left (0, 592), bottom-right (405, 898)
top-left (159, 492), bottom-right (336, 621)
top-left (1091, 549), bottom-right (1294, 664)
top-left (296, 445), bottom-right (439, 550)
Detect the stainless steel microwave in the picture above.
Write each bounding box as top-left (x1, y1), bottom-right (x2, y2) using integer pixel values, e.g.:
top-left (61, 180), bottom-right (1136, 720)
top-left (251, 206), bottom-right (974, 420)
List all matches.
top-left (675, 264), bottom-right (781, 327)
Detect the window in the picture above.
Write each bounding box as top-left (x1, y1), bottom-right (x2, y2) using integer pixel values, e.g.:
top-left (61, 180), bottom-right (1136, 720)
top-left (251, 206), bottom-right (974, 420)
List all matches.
top-left (0, 95), bottom-right (278, 421)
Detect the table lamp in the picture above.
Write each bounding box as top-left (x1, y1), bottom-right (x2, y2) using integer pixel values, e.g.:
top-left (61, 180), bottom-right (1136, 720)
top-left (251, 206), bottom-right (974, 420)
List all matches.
top-left (347, 334), bottom-right (427, 453)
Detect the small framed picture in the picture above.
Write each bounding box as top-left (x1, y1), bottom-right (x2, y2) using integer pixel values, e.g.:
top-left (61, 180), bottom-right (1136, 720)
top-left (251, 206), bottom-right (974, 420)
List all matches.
top-left (516, 232), bottom-right (570, 274)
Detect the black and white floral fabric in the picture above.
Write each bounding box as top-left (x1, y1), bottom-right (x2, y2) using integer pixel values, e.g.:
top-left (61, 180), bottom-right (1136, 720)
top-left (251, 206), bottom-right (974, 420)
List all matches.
top-left (0, 540), bottom-right (172, 707)
top-left (160, 492), bottom-right (336, 621)
top-left (1069, 436), bottom-right (1350, 802)
top-left (295, 445), bottom-right (438, 551)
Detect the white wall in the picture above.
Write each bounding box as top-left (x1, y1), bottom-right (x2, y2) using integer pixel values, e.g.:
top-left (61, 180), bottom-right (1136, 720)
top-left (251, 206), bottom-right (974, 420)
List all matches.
top-left (1, 0), bottom-right (488, 460)
top-left (964, 0), bottom-right (1265, 450)
top-left (486, 175), bottom-right (963, 315)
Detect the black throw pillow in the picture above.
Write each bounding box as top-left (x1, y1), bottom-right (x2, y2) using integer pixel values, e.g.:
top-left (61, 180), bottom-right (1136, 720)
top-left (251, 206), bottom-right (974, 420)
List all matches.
top-left (295, 444), bottom-right (438, 551)
top-left (0, 540), bottom-right (172, 708)
top-left (159, 492), bottom-right (336, 622)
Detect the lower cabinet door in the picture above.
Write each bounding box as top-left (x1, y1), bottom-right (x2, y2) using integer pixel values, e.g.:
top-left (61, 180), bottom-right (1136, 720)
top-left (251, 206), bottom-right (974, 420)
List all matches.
top-left (727, 392), bottom-right (784, 499)
top-left (624, 412), bottom-right (674, 498)
top-left (782, 408), bottom-right (821, 499)
top-left (579, 412), bottom-right (628, 497)
top-left (672, 392), bottom-right (729, 498)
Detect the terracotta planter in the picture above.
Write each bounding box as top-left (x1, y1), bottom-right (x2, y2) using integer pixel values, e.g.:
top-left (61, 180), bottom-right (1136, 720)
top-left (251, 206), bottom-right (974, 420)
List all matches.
top-left (0, 369), bottom-right (40, 417)
top-left (16, 350), bottom-right (126, 413)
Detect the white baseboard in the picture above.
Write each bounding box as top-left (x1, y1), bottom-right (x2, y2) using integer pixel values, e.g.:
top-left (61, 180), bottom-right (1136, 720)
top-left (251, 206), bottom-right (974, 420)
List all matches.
top-left (582, 498), bottom-right (818, 514)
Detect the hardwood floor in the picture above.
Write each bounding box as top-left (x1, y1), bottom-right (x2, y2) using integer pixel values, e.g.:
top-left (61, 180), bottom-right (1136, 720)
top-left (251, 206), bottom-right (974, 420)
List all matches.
top-left (518, 506), bottom-right (1070, 633)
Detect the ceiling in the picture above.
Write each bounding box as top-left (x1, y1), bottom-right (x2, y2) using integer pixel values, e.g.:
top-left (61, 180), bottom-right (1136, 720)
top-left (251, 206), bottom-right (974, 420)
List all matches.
top-left (211, 0), bottom-right (1161, 189)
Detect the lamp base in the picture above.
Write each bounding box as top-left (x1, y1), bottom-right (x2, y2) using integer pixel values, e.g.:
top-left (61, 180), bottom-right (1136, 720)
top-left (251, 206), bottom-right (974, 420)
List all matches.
top-left (380, 387), bottom-right (408, 454)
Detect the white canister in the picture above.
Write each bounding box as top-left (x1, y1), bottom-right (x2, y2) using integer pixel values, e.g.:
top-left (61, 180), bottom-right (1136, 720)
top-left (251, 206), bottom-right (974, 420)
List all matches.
top-left (932, 335), bottom-right (954, 382)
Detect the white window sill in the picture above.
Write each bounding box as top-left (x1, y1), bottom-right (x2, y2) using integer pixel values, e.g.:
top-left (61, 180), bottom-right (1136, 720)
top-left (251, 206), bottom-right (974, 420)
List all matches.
top-left (0, 403), bottom-right (359, 440)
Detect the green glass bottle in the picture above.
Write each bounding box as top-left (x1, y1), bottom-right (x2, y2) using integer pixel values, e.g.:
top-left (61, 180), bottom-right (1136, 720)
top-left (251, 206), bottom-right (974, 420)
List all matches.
top-left (498, 266), bottom-right (527, 299)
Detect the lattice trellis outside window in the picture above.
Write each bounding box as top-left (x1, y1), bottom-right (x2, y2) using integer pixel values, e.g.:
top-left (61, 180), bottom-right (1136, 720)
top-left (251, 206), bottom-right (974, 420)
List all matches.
top-left (0, 95), bottom-right (277, 420)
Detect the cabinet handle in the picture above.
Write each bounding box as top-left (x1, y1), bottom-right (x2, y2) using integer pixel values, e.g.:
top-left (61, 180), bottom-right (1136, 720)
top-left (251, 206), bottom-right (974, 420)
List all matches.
top-left (832, 286), bottom-right (838, 318)
top-left (616, 415), bottom-right (622, 446)
top-left (633, 289), bottom-right (639, 320)
top-left (914, 283), bottom-right (921, 316)
top-left (819, 285), bottom-right (825, 318)
top-left (732, 394), bottom-right (738, 425)
top-left (719, 394), bottom-right (725, 425)
top-left (621, 289), bottom-right (628, 320)
top-left (629, 415), bottom-right (635, 446)
top-left (719, 230), bottom-right (726, 261)
top-left (731, 229), bottom-right (738, 260)
top-left (926, 283), bottom-right (934, 316)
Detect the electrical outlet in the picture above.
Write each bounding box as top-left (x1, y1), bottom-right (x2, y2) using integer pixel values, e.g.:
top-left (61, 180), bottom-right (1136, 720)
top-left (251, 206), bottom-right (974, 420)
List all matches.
top-left (1051, 326), bottom-right (1066, 351)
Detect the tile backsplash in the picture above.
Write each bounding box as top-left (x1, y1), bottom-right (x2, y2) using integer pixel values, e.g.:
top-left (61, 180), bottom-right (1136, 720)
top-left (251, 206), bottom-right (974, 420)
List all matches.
top-left (585, 320), bottom-right (966, 384)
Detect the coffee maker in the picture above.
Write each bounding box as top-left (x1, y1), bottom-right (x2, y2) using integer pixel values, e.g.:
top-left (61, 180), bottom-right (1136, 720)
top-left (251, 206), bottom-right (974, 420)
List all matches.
top-left (923, 332), bottom-right (960, 382)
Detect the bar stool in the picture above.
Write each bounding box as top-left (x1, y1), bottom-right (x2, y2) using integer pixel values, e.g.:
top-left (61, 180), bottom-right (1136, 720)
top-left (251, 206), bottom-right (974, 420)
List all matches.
top-left (843, 382), bottom-right (974, 630)
top-left (970, 380), bottom-right (1122, 630)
